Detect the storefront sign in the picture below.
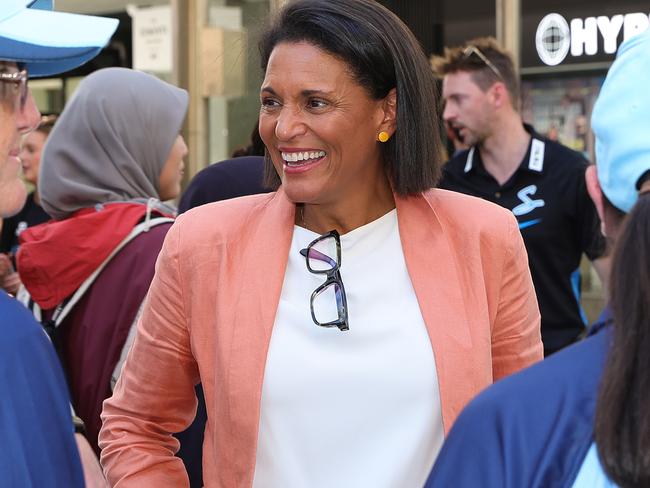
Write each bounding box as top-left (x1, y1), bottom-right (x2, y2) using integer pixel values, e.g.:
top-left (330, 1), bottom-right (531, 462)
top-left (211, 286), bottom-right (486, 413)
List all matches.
top-left (129, 5), bottom-right (173, 73)
top-left (535, 12), bottom-right (649, 66)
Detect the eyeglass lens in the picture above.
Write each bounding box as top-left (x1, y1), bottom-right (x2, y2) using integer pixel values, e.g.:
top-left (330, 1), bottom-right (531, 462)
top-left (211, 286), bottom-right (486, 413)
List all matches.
top-left (312, 281), bottom-right (344, 324)
top-left (306, 235), bottom-right (339, 272)
top-left (19, 77), bottom-right (27, 109)
top-left (0, 72), bottom-right (28, 111)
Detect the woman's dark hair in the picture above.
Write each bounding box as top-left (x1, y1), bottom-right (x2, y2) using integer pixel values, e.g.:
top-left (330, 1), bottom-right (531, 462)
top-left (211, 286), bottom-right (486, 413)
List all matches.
top-left (595, 191), bottom-right (650, 487)
top-left (258, 0), bottom-right (442, 195)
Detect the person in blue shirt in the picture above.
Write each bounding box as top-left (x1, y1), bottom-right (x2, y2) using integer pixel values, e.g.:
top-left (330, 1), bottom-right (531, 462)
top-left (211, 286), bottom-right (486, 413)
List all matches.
top-left (425, 29), bottom-right (650, 488)
top-left (0, 1), bottom-right (117, 485)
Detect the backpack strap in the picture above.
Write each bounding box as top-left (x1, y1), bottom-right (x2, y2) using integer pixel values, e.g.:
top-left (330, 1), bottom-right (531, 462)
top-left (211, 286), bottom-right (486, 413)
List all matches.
top-left (111, 299), bottom-right (145, 390)
top-left (24, 216), bottom-right (173, 329)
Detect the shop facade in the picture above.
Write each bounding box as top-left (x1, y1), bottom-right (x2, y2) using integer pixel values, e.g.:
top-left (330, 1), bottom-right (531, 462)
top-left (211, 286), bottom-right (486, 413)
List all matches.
top-left (382, 0), bottom-right (648, 163)
top-left (520, 1), bottom-right (650, 161)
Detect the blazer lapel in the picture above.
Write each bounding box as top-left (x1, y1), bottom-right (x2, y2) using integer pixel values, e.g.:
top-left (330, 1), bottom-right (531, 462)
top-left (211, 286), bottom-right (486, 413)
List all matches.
top-left (395, 191), bottom-right (474, 433)
top-left (226, 189), bottom-right (295, 484)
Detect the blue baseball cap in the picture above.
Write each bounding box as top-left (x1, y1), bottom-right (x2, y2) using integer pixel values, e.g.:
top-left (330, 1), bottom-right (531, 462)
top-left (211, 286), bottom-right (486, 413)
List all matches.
top-left (0, 0), bottom-right (119, 77)
top-left (592, 28), bottom-right (650, 213)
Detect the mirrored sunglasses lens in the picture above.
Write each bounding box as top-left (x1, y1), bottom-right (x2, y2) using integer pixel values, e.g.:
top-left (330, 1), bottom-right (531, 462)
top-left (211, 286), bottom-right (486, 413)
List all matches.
top-left (312, 282), bottom-right (342, 324)
top-left (308, 236), bottom-right (338, 271)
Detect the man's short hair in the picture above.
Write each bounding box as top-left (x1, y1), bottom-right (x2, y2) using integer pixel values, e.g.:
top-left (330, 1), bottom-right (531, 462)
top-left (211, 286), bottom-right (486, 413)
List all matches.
top-left (432, 37), bottom-right (520, 111)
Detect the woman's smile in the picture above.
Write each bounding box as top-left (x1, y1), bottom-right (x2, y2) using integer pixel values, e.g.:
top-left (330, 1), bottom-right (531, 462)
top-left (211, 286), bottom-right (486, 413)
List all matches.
top-left (280, 148), bottom-right (327, 173)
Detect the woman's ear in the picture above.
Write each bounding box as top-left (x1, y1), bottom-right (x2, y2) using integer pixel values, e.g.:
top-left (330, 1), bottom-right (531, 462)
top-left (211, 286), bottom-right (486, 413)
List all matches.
top-left (379, 88), bottom-right (397, 136)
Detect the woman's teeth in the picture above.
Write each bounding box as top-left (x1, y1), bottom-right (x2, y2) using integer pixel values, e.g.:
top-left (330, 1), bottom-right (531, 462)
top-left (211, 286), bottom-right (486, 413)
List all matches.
top-left (282, 150), bottom-right (326, 165)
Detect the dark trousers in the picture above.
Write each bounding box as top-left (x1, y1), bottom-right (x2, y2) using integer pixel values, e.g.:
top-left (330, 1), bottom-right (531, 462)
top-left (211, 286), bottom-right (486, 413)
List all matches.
top-left (175, 384), bottom-right (207, 488)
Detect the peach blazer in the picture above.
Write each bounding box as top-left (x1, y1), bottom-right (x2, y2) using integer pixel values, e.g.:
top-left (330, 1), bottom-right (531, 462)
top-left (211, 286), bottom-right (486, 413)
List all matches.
top-left (99, 188), bottom-right (542, 487)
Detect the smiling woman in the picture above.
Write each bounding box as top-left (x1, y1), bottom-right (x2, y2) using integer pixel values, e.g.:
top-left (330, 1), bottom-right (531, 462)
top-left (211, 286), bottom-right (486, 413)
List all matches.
top-left (99, 1), bottom-right (543, 486)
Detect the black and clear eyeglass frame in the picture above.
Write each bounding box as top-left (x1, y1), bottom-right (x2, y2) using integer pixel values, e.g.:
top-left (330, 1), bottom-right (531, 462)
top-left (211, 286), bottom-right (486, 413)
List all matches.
top-left (299, 230), bottom-right (349, 331)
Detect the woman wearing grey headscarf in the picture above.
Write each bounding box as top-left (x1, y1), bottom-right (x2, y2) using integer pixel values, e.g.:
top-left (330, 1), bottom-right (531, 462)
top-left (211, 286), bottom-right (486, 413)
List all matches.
top-left (16, 67), bottom-right (188, 454)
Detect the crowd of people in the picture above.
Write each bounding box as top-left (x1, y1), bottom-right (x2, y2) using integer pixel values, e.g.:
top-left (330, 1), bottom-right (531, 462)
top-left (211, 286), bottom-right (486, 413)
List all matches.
top-left (1, 0), bottom-right (650, 486)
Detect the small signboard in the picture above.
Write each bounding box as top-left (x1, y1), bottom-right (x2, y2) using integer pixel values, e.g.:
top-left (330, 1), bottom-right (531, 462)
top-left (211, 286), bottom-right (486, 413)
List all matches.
top-left (129, 5), bottom-right (173, 73)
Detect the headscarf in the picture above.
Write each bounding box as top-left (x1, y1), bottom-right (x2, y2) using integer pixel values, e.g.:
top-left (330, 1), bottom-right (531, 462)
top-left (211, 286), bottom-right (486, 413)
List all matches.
top-left (39, 67), bottom-right (188, 220)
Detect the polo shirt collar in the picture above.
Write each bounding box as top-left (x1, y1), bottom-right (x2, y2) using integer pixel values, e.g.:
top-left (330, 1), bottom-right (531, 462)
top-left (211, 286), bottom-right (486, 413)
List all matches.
top-left (463, 124), bottom-right (546, 175)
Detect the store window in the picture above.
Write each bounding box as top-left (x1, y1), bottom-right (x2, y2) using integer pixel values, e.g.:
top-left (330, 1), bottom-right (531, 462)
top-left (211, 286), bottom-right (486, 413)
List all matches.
top-left (206, 0), bottom-right (270, 163)
top-left (520, 0), bottom-right (650, 150)
top-left (521, 75), bottom-right (604, 162)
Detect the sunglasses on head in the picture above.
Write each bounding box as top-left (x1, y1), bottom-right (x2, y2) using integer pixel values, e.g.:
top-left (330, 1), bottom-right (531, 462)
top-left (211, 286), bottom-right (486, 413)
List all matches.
top-left (463, 45), bottom-right (503, 80)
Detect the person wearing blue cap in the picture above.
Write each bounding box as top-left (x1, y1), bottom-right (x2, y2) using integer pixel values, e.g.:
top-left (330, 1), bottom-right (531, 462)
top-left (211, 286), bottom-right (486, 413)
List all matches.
top-left (424, 28), bottom-right (650, 488)
top-left (0, 1), bottom-right (117, 486)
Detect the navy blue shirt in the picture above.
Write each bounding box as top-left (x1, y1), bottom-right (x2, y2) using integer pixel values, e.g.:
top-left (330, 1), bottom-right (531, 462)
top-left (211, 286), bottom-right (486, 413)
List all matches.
top-left (425, 311), bottom-right (612, 488)
top-left (178, 156), bottom-right (270, 213)
top-left (440, 125), bottom-right (605, 352)
top-left (0, 292), bottom-right (83, 487)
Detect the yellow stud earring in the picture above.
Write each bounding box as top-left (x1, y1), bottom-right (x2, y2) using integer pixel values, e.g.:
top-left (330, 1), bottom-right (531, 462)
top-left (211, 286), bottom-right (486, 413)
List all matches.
top-left (378, 131), bottom-right (390, 143)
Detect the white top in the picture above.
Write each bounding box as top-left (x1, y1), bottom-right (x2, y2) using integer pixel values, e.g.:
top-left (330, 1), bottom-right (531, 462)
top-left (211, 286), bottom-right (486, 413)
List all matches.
top-left (253, 209), bottom-right (444, 488)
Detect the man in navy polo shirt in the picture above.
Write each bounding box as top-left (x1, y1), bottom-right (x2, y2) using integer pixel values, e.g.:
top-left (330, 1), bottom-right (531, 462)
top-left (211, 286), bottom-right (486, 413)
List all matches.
top-left (433, 37), bottom-right (608, 355)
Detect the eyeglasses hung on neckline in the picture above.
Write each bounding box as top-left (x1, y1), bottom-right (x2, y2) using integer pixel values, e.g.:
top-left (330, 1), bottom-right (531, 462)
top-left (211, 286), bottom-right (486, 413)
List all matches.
top-left (299, 229), bottom-right (349, 332)
top-left (0, 69), bottom-right (28, 111)
top-left (462, 45), bottom-right (503, 80)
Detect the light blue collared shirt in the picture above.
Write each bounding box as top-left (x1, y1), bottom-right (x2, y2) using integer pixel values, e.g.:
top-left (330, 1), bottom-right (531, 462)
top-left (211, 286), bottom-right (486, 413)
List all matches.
top-left (572, 443), bottom-right (617, 488)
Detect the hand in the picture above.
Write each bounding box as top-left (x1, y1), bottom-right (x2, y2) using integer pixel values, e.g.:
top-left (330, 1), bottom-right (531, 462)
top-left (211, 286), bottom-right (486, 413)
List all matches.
top-left (1, 271), bottom-right (21, 295)
top-left (0, 254), bottom-right (12, 278)
top-left (75, 433), bottom-right (109, 488)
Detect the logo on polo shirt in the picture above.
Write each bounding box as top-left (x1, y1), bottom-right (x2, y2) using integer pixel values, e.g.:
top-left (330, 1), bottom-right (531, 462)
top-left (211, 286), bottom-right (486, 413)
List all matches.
top-left (512, 185), bottom-right (545, 217)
